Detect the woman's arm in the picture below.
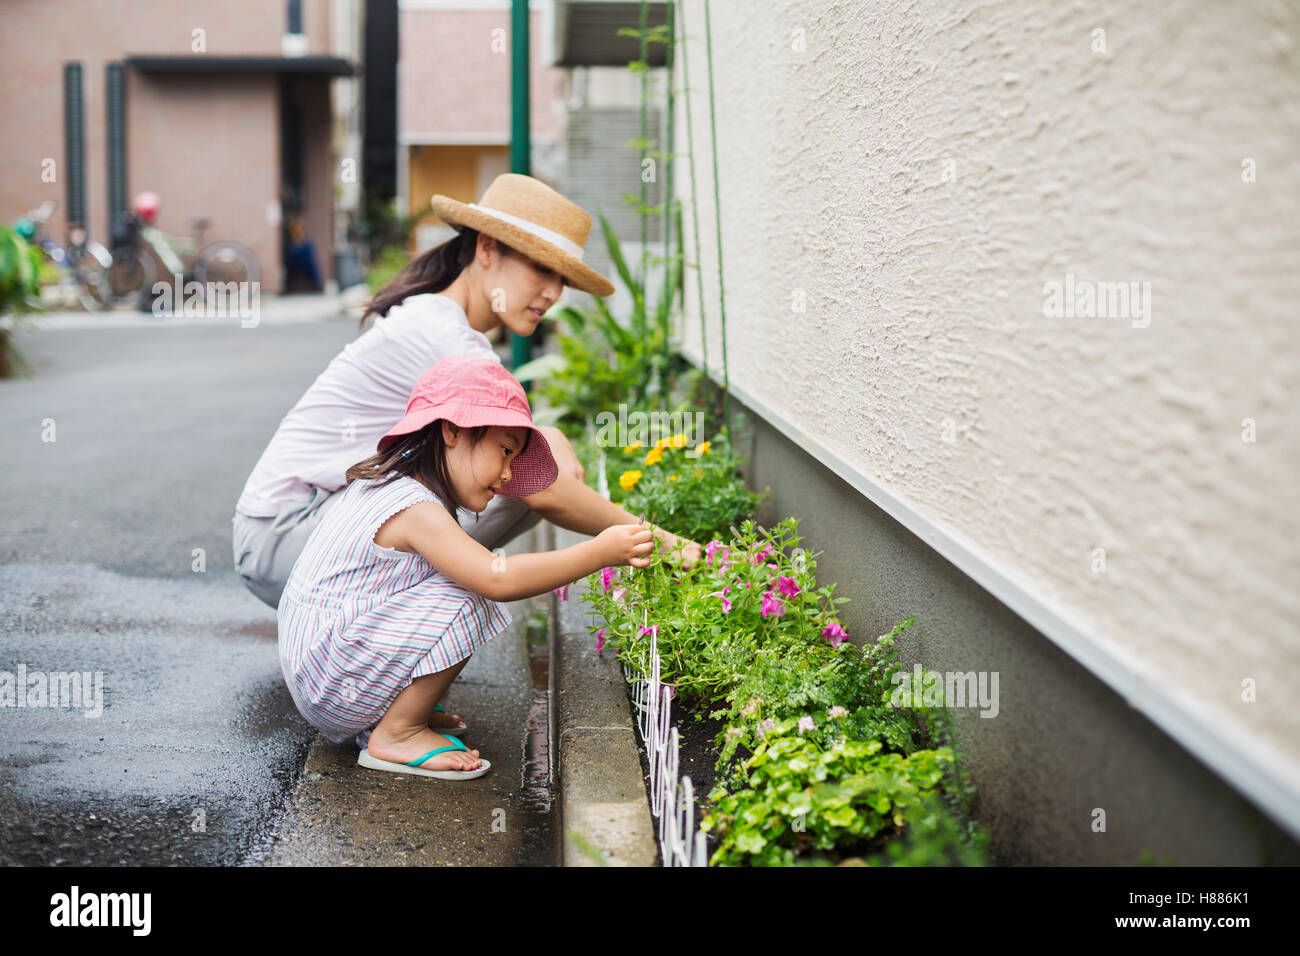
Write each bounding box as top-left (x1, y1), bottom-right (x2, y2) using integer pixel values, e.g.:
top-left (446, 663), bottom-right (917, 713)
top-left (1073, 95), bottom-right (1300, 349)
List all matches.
top-left (537, 425), bottom-right (584, 482)
top-left (523, 473), bottom-right (705, 568)
top-left (381, 500), bottom-right (653, 603)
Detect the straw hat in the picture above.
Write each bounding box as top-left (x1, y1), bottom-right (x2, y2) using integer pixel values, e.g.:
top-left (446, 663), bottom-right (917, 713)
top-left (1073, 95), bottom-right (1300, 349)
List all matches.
top-left (430, 173), bottom-right (616, 297)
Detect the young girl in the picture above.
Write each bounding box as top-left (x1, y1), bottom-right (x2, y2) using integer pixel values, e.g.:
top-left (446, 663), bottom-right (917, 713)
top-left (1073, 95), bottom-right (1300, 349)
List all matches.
top-left (276, 354), bottom-right (655, 780)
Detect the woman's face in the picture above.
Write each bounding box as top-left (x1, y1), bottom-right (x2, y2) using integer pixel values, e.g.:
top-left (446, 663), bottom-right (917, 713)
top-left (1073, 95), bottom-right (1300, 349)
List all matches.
top-left (442, 422), bottom-right (530, 512)
top-left (480, 237), bottom-right (564, 336)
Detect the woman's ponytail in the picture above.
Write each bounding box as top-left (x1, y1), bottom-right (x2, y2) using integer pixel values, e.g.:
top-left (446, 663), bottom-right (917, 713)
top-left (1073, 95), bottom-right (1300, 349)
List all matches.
top-left (359, 227), bottom-right (520, 332)
top-left (359, 228), bottom-right (474, 331)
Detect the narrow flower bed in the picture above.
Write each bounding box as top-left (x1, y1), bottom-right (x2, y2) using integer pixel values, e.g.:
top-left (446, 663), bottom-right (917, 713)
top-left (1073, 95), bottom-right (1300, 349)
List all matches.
top-left (584, 525), bottom-right (988, 864)
top-left (561, 413), bottom-right (987, 864)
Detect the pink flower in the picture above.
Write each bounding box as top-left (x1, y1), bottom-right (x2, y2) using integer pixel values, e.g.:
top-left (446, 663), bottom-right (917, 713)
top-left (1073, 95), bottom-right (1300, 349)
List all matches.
top-left (756, 717), bottom-right (776, 739)
top-left (828, 705), bottom-right (848, 719)
top-left (637, 625), bottom-right (659, 639)
top-left (600, 566), bottom-right (614, 592)
top-left (704, 540), bottom-right (725, 565)
top-left (760, 589), bottom-right (785, 617)
top-left (775, 576), bottom-right (801, 598)
top-left (822, 620), bottom-right (849, 648)
top-left (595, 627), bottom-right (606, 656)
top-left (708, 586), bottom-right (733, 614)
top-left (612, 587), bottom-right (627, 603)
top-left (554, 584), bottom-right (569, 602)
top-left (751, 546), bottom-right (774, 566)
top-left (798, 716), bottom-right (815, 733)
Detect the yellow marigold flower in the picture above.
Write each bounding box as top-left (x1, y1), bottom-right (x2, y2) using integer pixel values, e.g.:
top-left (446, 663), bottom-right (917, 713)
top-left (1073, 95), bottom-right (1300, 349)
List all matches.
top-left (670, 433), bottom-right (688, 449)
top-left (653, 435), bottom-right (669, 449)
top-left (619, 469), bottom-right (642, 491)
top-left (695, 441), bottom-right (711, 456)
top-left (694, 468), bottom-right (703, 479)
top-left (623, 440), bottom-right (643, 453)
top-left (668, 475), bottom-right (679, 483)
top-left (644, 446), bottom-right (664, 466)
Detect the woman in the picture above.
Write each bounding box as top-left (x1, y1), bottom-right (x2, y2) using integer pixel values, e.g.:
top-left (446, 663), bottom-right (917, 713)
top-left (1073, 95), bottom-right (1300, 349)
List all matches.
top-left (232, 173), bottom-right (701, 612)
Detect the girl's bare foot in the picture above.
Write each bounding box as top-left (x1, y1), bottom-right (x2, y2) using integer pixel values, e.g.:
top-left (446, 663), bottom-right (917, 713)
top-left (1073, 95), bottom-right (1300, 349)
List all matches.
top-left (366, 725), bottom-right (483, 772)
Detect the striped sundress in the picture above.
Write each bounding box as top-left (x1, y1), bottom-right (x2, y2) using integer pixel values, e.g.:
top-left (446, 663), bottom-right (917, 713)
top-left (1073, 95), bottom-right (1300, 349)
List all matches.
top-left (276, 471), bottom-right (512, 750)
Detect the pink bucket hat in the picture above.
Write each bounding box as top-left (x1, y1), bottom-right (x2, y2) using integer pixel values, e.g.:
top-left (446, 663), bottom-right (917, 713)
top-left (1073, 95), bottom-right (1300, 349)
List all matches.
top-left (378, 355), bottom-right (558, 497)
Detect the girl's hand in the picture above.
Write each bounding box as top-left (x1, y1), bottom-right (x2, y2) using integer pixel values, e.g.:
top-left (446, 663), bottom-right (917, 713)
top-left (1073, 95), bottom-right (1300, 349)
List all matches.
top-left (595, 517), bottom-right (655, 568)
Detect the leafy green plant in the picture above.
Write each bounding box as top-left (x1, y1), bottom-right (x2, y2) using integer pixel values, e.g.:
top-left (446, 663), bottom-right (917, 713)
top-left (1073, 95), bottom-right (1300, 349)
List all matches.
top-left (601, 428), bottom-right (762, 543)
top-left (523, 207), bottom-right (688, 437)
top-left (586, 518), bottom-right (851, 706)
top-left (712, 617), bottom-right (925, 778)
top-left (0, 225), bottom-right (45, 378)
top-left (700, 731), bottom-right (955, 866)
top-left (863, 792), bottom-right (990, 867)
top-left (365, 244), bottom-right (410, 295)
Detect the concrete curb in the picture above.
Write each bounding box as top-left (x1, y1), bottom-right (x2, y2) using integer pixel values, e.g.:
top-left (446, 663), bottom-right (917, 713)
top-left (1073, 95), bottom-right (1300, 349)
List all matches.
top-left (549, 524), bottom-right (658, 867)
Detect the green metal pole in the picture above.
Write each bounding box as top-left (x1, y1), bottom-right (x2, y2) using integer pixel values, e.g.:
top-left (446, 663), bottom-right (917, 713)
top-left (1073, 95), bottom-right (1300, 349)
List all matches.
top-left (660, 2), bottom-right (675, 404)
top-left (510, 0), bottom-right (532, 371)
top-left (638, 0), bottom-right (650, 399)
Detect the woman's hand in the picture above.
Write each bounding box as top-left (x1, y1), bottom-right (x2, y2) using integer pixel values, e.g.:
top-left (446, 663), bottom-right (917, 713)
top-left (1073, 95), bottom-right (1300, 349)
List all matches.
top-left (656, 531), bottom-right (703, 570)
top-left (594, 518), bottom-right (655, 569)
top-left (538, 425), bottom-right (584, 483)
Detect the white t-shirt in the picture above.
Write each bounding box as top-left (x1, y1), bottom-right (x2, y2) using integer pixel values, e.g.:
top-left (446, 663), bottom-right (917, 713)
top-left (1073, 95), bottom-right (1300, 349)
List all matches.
top-left (235, 292), bottom-right (503, 518)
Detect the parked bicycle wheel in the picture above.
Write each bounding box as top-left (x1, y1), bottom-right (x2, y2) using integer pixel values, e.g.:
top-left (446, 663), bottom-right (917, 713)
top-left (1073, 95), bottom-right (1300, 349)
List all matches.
top-left (194, 241), bottom-right (259, 288)
top-left (105, 246), bottom-right (156, 307)
top-left (71, 241), bottom-right (112, 312)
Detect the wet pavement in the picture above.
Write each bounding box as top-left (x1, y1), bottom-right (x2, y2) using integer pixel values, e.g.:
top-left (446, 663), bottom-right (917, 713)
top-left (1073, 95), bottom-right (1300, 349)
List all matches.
top-left (0, 310), bottom-right (360, 865)
top-left (264, 567), bottom-right (556, 867)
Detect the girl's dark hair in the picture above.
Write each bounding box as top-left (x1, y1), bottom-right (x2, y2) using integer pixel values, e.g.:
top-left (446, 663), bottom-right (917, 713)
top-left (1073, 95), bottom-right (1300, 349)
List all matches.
top-left (345, 420), bottom-right (492, 521)
top-left (361, 228), bottom-right (525, 331)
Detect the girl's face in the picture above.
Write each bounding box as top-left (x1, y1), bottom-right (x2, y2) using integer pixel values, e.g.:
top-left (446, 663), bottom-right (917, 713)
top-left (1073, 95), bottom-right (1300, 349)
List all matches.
top-left (480, 237), bottom-right (565, 336)
top-left (441, 422), bottom-right (530, 512)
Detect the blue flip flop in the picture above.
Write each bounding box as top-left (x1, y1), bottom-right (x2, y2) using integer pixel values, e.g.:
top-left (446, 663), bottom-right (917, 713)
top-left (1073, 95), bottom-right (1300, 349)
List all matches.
top-left (431, 703), bottom-right (468, 735)
top-left (357, 734), bottom-right (490, 780)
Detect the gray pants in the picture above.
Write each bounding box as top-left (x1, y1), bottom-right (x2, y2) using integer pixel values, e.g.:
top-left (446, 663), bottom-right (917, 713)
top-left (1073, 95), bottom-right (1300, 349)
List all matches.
top-left (232, 483), bottom-right (545, 609)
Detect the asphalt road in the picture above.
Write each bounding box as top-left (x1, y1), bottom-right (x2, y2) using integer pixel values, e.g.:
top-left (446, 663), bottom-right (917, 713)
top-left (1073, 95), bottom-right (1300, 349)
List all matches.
top-left (0, 307), bottom-right (360, 865)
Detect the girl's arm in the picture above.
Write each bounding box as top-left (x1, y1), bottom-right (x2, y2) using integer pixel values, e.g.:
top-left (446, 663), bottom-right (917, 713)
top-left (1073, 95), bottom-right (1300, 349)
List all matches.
top-left (381, 500), bottom-right (653, 603)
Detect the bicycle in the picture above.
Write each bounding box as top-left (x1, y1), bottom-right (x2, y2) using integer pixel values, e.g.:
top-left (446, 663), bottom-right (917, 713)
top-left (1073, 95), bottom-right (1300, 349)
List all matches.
top-left (106, 194), bottom-right (260, 308)
top-left (14, 200), bottom-right (112, 312)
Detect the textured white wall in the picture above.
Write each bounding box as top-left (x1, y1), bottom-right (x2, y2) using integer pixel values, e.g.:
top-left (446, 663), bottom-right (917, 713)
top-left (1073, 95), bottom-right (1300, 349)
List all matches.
top-left (674, 1), bottom-right (1300, 764)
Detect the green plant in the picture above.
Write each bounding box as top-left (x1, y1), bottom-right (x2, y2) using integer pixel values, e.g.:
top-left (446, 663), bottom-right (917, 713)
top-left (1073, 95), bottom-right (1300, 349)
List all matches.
top-left (587, 518), bottom-right (850, 706)
top-left (601, 428), bottom-right (762, 543)
top-left (365, 244), bottom-right (410, 296)
top-left (700, 731), bottom-right (955, 866)
top-left (712, 617), bottom-right (925, 778)
top-left (0, 225), bottom-right (45, 378)
top-left (864, 792), bottom-right (990, 866)
top-left (522, 208), bottom-right (688, 437)
top-left (360, 195), bottom-right (433, 260)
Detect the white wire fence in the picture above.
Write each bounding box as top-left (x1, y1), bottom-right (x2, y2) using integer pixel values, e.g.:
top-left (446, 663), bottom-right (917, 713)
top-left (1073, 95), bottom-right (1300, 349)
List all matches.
top-left (623, 622), bottom-right (710, 867)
